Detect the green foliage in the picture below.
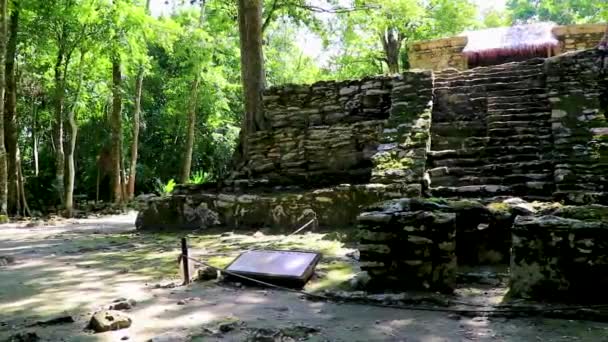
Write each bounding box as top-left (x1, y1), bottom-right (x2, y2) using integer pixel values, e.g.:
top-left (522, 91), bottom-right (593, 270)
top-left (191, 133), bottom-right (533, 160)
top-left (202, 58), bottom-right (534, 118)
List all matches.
top-left (9, 0), bottom-right (605, 212)
top-left (189, 170), bottom-right (211, 184)
top-left (154, 178), bottom-right (176, 196)
top-left (506, 0), bottom-right (606, 25)
top-left (265, 20), bottom-right (325, 86)
top-left (329, 0), bottom-right (478, 77)
top-left (480, 8), bottom-right (512, 28)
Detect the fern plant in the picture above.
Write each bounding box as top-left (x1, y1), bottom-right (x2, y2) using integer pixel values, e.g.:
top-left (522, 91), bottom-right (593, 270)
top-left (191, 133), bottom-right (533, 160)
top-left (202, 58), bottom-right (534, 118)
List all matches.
top-left (189, 170), bottom-right (211, 185)
top-left (154, 178), bottom-right (176, 196)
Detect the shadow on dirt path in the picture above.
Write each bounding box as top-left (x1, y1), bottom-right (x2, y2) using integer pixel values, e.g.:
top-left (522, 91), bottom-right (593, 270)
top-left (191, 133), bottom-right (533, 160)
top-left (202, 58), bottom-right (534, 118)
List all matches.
top-left (1, 213), bottom-right (608, 341)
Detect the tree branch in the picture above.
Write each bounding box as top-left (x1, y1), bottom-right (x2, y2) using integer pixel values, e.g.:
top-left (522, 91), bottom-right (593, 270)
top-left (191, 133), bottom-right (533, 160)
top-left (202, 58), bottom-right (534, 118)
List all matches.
top-left (262, 0), bottom-right (280, 32)
top-left (289, 2), bottom-right (378, 14)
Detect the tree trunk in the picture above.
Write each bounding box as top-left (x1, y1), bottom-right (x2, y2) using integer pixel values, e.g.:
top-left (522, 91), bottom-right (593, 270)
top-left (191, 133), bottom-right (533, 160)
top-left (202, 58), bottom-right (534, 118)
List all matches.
top-left (180, 75), bottom-right (200, 184)
top-left (0, 0), bottom-right (9, 219)
top-left (53, 44), bottom-right (66, 207)
top-left (238, 0), bottom-right (266, 137)
top-left (4, 3), bottom-right (18, 214)
top-left (126, 0), bottom-right (152, 200)
top-left (127, 67), bottom-right (143, 198)
top-left (17, 159), bottom-right (30, 217)
top-left (64, 51), bottom-right (85, 217)
top-left (380, 28), bottom-right (402, 74)
top-left (110, 57), bottom-right (123, 204)
top-left (32, 99), bottom-right (39, 176)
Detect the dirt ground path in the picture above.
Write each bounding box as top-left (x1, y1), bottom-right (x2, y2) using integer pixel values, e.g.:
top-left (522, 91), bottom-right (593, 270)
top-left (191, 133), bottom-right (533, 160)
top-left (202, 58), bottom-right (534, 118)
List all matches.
top-left (1, 213), bottom-right (608, 342)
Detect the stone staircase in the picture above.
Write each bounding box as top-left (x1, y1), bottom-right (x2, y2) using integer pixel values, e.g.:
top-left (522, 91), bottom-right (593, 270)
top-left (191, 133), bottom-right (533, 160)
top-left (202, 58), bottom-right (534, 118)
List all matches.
top-left (428, 59), bottom-right (554, 200)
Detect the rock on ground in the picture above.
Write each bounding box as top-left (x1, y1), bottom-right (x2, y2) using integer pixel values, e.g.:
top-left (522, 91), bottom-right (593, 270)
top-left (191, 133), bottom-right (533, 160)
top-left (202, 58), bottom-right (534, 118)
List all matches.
top-left (88, 310), bottom-right (132, 333)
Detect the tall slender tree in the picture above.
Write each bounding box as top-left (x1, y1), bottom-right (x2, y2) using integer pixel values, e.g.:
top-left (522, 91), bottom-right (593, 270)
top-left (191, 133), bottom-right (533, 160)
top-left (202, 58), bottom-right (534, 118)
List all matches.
top-left (110, 54), bottom-right (123, 203)
top-left (128, 64), bottom-right (143, 197)
top-left (180, 0), bottom-right (206, 184)
top-left (127, 0), bottom-right (152, 199)
top-left (0, 0), bottom-right (8, 220)
top-left (5, 0), bottom-right (19, 214)
top-left (64, 49), bottom-right (86, 217)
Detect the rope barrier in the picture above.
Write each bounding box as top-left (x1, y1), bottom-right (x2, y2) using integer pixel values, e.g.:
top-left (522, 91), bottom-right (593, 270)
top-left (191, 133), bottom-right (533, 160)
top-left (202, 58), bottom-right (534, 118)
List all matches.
top-left (180, 212), bottom-right (608, 318)
top-left (182, 254), bottom-right (608, 316)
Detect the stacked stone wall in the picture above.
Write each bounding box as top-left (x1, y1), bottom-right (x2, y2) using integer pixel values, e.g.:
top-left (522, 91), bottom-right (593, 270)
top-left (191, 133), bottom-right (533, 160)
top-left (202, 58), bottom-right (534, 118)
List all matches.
top-left (409, 37), bottom-right (468, 71)
top-left (370, 71), bottom-right (433, 198)
top-left (137, 184), bottom-right (390, 231)
top-left (510, 207), bottom-right (608, 302)
top-left (357, 199), bottom-right (457, 292)
top-left (546, 49), bottom-right (608, 204)
top-left (553, 24), bottom-right (606, 53)
top-left (234, 73), bottom-right (434, 190)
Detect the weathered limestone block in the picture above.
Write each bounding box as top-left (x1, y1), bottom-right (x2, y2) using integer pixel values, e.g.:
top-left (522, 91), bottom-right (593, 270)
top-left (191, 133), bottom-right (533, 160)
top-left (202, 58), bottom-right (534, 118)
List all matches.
top-left (136, 196), bottom-right (220, 231)
top-left (546, 49), bottom-right (608, 205)
top-left (137, 184), bottom-right (392, 231)
top-left (510, 215), bottom-right (608, 302)
top-left (357, 198), bottom-right (456, 292)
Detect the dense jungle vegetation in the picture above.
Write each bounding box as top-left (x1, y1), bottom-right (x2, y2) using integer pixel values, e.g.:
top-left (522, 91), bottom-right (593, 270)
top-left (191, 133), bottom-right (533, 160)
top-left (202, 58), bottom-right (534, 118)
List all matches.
top-left (0, 0), bottom-right (605, 218)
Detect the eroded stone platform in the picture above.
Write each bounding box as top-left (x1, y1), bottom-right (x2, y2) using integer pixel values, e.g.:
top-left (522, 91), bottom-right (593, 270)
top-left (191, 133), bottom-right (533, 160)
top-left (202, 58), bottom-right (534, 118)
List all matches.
top-left (137, 48), bottom-right (608, 303)
top-left (136, 183), bottom-right (420, 231)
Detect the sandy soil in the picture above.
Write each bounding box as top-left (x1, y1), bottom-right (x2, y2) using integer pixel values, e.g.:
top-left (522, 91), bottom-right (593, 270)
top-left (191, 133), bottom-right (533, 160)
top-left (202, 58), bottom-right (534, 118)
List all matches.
top-left (1, 213), bottom-right (608, 342)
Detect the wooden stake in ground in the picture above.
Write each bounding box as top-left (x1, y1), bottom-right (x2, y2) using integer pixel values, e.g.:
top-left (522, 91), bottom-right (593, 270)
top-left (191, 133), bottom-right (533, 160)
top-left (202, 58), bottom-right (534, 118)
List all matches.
top-left (181, 237), bottom-right (191, 285)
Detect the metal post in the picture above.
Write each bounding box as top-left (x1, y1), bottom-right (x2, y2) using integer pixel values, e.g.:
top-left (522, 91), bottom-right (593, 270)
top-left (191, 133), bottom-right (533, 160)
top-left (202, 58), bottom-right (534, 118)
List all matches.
top-left (181, 237), bottom-right (190, 285)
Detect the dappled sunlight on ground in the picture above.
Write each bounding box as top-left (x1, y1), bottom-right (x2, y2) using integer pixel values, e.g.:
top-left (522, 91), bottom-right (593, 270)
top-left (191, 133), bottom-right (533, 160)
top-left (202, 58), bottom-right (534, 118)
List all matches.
top-left (2, 214), bottom-right (608, 341)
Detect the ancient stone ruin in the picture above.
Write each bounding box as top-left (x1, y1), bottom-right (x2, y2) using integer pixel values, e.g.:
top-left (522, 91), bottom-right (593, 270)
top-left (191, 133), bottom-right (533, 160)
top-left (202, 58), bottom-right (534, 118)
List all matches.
top-left (410, 23), bottom-right (606, 71)
top-left (138, 48), bottom-right (608, 303)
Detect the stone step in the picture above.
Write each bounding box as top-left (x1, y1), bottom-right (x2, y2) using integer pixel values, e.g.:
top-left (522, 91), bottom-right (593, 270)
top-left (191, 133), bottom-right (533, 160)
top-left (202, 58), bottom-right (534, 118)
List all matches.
top-left (427, 148), bottom-right (484, 159)
top-left (433, 86), bottom-right (547, 97)
top-left (431, 134), bottom-right (553, 151)
top-left (440, 161), bottom-right (554, 178)
top-left (486, 88), bottom-right (548, 97)
top-left (432, 158), bottom-right (484, 168)
top-left (435, 66), bottom-right (542, 80)
top-left (430, 175), bottom-right (503, 187)
top-left (430, 183), bottom-right (554, 199)
top-left (437, 61), bottom-right (543, 78)
top-left (430, 185), bottom-right (513, 198)
top-left (484, 145), bottom-right (548, 155)
top-left (487, 107), bottom-right (551, 115)
top-left (485, 80), bottom-right (545, 92)
top-left (430, 176), bottom-right (555, 193)
top-left (435, 71), bottom-right (542, 84)
top-left (486, 134), bottom-right (553, 145)
top-left (510, 182), bottom-right (555, 195)
top-left (486, 113), bottom-right (550, 122)
top-left (480, 161), bottom-right (554, 174)
top-left (429, 146), bottom-right (550, 162)
top-left (487, 102), bottom-right (549, 111)
top-left (488, 127), bottom-right (552, 137)
top-left (431, 121), bottom-right (486, 130)
top-left (430, 154), bottom-right (550, 169)
top-left (503, 173), bottom-right (554, 183)
top-left (434, 74), bottom-right (543, 88)
top-left (487, 121), bottom-right (550, 129)
top-left (488, 154), bottom-right (548, 164)
top-left (481, 94), bottom-right (548, 104)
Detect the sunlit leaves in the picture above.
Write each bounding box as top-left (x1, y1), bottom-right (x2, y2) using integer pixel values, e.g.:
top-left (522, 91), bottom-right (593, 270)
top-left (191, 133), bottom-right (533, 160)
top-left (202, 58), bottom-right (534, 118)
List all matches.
top-left (506, 0), bottom-right (606, 25)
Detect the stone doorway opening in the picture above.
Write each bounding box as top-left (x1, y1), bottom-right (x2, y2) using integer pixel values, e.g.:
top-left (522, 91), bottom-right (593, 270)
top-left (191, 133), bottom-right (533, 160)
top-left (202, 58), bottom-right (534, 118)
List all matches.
top-left (453, 201), bottom-right (514, 268)
top-left (451, 200), bottom-right (517, 295)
